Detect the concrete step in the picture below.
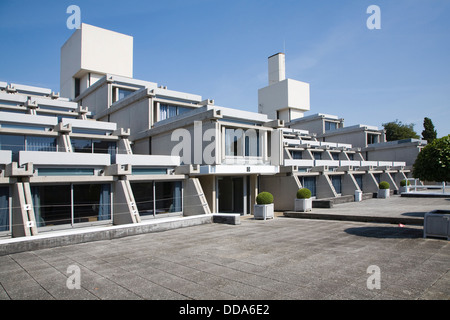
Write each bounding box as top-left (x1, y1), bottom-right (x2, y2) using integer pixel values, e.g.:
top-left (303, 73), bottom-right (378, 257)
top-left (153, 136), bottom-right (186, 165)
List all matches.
top-left (283, 211), bottom-right (423, 226)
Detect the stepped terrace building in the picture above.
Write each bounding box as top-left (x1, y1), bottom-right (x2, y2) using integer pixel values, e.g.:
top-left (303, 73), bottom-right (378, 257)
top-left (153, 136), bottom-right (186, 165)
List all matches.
top-left (0, 81), bottom-right (209, 238)
top-left (0, 23), bottom-right (413, 239)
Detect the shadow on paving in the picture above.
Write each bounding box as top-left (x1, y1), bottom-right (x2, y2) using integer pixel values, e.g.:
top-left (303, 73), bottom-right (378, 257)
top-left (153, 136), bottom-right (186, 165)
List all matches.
top-left (401, 212), bottom-right (426, 217)
top-left (344, 226), bottom-right (423, 239)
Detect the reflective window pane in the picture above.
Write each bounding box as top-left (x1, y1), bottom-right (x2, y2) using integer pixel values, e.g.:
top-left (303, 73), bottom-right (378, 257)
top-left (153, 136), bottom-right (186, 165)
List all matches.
top-left (0, 187), bottom-right (9, 232)
top-left (32, 185), bottom-right (71, 227)
top-left (302, 176), bottom-right (316, 197)
top-left (130, 182), bottom-right (154, 216)
top-left (118, 88), bottom-right (134, 101)
top-left (71, 138), bottom-right (92, 153)
top-left (331, 175), bottom-right (342, 194)
top-left (73, 184), bottom-right (111, 223)
top-left (26, 136), bottom-right (57, 152)
top-left (0, 134), bottom-right (25, 162)
top-left (93, 140), bottom-right (116, 156)
top-left (155, 181), bottom-right (182, 214)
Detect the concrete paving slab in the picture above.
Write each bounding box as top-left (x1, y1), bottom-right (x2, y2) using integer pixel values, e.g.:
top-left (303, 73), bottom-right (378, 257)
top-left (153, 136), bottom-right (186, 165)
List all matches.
top-left (0, 196), bottom-right (448, 302)
top-left (284, 194), bottom-right (450, 225)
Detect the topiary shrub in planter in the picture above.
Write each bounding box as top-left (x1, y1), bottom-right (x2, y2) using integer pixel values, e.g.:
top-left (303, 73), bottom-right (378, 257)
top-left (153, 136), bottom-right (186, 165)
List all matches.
top-left (399, 179), bottom-right (411, 194)
top-left (377, 181), bottom-right (390, 198)
top-left (254, 192), bottom-right (274, 220)
top-left (295, 188), bottom-right (312, 212)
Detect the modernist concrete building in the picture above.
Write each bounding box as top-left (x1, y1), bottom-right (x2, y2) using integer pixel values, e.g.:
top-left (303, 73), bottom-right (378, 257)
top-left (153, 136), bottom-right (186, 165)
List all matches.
top-left (0, 23), bottom-right (414, 239)
top-left (0, 81), bottom-right (209, 238)
top-left (286, 113), bottom-right (426, 166)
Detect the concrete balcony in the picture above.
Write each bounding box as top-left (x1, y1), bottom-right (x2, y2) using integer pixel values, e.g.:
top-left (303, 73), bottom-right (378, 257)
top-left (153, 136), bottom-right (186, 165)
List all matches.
top-left (198, 164), bottom-right (279, 175)
top-left (284, 159), bottom-right (314, 167)
top-left (340, 160), bottom-right (361, 167)
top-left (315, 160), bottom-right (340, 167)
top-left (0, 111), bottom-right (58, 127)
top-left (61, 118), bottom-right (117, 133)
top-left (19, 151), bottom-right (111, 167)
top-left (114, 154), bottom-right (180, 167)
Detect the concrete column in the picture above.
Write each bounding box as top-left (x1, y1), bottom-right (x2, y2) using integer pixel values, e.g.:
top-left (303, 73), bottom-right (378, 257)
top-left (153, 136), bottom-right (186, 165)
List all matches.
top-left (11, 182), bottom-right (38, 238)
top-left (198, 175), bottom-right (216, 213)
top-left (316, 174), bottom-right (337, 199)
top-left (183, 178), bottom-right (211, 216)
top-left (342, 173), bottom-right (360, 196)
top-left (113, 179), bottom-right (141, 225)
top-left (362, 172), bottom-right (379, 193)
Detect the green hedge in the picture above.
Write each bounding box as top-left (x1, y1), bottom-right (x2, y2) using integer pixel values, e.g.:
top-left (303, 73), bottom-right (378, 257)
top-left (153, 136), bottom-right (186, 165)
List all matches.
top-left (256, 192), bottom-right (273, 205)
top-left (400, 180), bottom-right (411, 187)
top-left (296, 188), bottom-right (312, 199)
top-left (379, 181), bottom-right (390, 189)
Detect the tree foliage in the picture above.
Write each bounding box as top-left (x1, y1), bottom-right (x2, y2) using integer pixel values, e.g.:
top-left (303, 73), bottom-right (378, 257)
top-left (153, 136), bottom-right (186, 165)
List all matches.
top-left (421, 117), bottom-right (437, 143)
top-left (382, 119), bottom-right (419, 141)
top-left (413, 135), bottom-right (450, 182)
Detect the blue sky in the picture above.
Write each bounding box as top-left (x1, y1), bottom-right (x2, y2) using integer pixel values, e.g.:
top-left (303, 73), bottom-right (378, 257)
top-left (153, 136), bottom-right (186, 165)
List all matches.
top-left (1, 0), bottom-right (449, 136)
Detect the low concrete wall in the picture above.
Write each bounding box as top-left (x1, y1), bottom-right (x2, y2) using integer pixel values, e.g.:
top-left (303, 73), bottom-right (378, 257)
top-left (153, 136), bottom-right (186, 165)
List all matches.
top-left (0, 214), bottom-right (218, 256)
top-left (212, 213), bottom-right (241, 225)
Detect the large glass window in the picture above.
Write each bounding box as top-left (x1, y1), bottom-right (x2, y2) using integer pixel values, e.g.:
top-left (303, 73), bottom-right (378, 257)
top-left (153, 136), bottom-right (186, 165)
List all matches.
top-left (367, 133), bottom-right (379, 145)
top-left (0, 134), bottom-right (24, 162)
top-left (71, 138), bottom-right (92, 153)
top-left (131, 180), bottom-right (182, 218)
top-left (155, 181), bottom-right (182, 214)
top-left (301, 176), bottom-right (316, 197)
top-left (71, 138), bottom-right (116, 156)
top-left (325, 121), bottom-right (338, 131)
top-left (26, 136), bottom-right (57, 152)
top-left (130, 182), bottom-right (155, 216)
top-left (159, 104), bottom-right (193, 121)
top-left (112, 87), bottom-right (135, 103)
top-left (312, 152), bottom-right (322, 160)
top-left (73, 184), bottom-right (111, 223)
top-left (32, 183), bottom-right (111, 228)
top-left (244, 130), bottom-right (260, 157)
top-left (291, 150), bottom-right (302, 159)
top-left (118, 88), bottom-right (134, 101)
top-left (331, 175), bottom-right (342, 194)
top-left (32, 185), bottom-right (72, 227)
top-left (0, 135), bottom-right (57, 161)
top-left (0, 187), bottom-right (9, 232)
top-left (354, 174), bottom-right (363, 190)
top-left (225, 128), bottom-right (243, 156)
top-left (331, 152), bottom-right (340, 160)
top-left (225, 127), bottom-right (261, 157)
top-left (93, 140), bottom-right (116, 156)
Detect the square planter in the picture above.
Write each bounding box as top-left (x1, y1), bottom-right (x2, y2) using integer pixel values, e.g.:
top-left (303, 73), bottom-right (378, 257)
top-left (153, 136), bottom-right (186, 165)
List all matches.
top-left (399, 186), bottom-right (410, 194)
top-left (424, 210), bottom-right (450, 240)
top-left (254, 203), bottom-right (274, 220)
top-left (294, 198), bottom-right (312, 212)
top-left (377, 188), bottom-right (390, 199)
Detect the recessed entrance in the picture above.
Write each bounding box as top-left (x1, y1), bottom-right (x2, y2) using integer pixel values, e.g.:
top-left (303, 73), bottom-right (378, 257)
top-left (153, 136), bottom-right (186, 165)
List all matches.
top-left (218, 176), bottom-right (244, 214)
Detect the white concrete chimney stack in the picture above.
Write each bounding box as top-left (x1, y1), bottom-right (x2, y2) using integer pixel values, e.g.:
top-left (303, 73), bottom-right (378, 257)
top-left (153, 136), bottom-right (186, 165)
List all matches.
top-left (268, 52), bottom-right (286, 85)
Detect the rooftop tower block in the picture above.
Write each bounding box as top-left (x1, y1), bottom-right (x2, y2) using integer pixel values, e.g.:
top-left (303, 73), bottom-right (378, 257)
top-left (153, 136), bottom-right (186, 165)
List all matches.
top-left (258, 52), bottom-right (310, 122)
top-left (60, 23), bottom-right (134, 100)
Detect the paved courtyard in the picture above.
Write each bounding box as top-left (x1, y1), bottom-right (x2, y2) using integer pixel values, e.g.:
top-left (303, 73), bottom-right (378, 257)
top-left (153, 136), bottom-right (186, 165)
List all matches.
top-left (0, 197), bottom-right (449, 301)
